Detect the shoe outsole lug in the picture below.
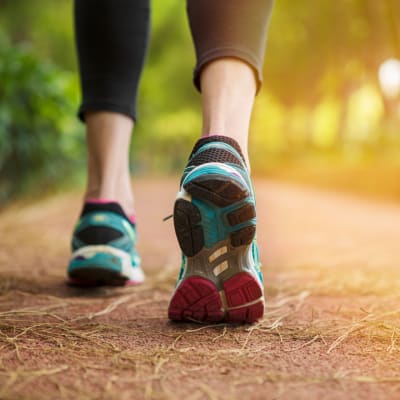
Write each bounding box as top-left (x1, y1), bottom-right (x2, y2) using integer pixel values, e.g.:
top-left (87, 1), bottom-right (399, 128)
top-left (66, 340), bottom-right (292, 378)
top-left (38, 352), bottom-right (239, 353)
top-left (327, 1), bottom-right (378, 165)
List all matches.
top-left (175, 185), bottom-right (256, 256)
top-left (184, 178), bottom-right (248, 207)
top-left (174, 199), bottom-right (204, 257)
top-left (224, 272), bottom-right (264, 324)
top-left (227, 204), bottom-right (256, 226)
top-left (168, 277), bottom-right (224, 322)
top-left (230, 226), bottom-right (256, 247)
top-left (224, 272), bottom-right (263, 307)
top-left (169, 273), bottom-right (263, 324)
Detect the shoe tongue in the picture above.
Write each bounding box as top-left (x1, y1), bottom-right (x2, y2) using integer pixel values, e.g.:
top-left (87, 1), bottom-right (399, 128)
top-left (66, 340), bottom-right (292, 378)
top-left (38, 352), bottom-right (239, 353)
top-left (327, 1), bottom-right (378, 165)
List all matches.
top-left (189, 135), bottom-right (245, 163)
top-left (81, 201), bottom-right (133, 224)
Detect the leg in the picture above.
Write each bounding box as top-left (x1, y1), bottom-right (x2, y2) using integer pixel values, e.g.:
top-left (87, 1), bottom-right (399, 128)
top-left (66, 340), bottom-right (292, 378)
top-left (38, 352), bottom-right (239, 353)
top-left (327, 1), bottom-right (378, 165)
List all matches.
top-left (74, 0), bottom-right (150, 215)
top-left (85, 112), bottom-right (134, 216)
top-left (200, 58), bottom-right (257, 165)
top-left (67, 0), bottom-right (149, 286)
top-left (168, 0), bottom-right (273, 323)
top-left (189, 0), bottom-right (274, 164)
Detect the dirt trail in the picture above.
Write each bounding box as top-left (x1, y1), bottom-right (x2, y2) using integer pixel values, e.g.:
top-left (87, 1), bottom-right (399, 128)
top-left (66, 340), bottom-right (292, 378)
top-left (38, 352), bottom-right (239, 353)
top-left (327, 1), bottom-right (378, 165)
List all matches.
top-left (1, 178), bottom-right (400, 400)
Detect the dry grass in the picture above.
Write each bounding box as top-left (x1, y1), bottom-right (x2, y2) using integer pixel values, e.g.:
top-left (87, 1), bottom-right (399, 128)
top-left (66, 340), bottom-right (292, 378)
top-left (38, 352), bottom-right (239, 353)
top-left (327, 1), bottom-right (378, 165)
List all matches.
top-left (1, 269), bottom-right (400, 400)
top-left (2, 179), bottom-right (400, 399)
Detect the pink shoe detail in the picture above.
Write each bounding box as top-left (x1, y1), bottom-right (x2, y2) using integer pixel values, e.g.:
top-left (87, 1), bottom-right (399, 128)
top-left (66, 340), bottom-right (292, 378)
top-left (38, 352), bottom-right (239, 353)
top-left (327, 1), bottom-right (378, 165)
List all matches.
top-left (128, 214), bottom-right (137, 224)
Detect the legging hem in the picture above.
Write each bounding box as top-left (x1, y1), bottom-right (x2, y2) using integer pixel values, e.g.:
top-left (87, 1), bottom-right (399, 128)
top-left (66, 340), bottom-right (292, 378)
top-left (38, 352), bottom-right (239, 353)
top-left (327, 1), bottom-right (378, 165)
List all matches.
top-left (78, 102), bottom-right (136, 123)
top-left (193, 47), bottom-right (263, 94)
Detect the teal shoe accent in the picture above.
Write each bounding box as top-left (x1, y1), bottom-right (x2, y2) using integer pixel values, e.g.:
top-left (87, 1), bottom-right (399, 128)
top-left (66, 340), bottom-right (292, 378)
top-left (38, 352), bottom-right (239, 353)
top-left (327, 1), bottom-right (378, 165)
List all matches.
top-left (169, 136), bottom-right (264, 323)
top-left (67, 202), bottom-right (144, 286)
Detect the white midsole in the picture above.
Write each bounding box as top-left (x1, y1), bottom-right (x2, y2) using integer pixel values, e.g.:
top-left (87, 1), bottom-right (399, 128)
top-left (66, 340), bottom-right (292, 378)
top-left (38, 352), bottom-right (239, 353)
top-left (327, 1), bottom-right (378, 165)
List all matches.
top-left (71, 245), bottom-right (145, 283)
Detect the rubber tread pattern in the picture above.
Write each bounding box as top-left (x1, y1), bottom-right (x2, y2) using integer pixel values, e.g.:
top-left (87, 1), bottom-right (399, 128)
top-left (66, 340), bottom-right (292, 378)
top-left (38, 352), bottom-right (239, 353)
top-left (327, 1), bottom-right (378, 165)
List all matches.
top-left (227, 204), bottom-right (256, 226)
top-left (169, 273), bottom-right (263, 324)
top-left (184, 178), bottom-right (249, 208)
top-left (170, 136), bottom-right (263, 324)
top-left (224, 273), bottom-right (264, 323)
top-left (230, 226), bottom-right (256, 247)
top-left (168, 277), bottom-right (224, 322)
top-left (174, 199), bottom-right (204, 257)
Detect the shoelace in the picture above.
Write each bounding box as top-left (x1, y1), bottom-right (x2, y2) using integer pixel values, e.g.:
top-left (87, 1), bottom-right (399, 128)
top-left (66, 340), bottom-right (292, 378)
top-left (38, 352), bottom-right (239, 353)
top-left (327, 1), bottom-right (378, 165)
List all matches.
top-left (163, 214), bottom-right (173, 222)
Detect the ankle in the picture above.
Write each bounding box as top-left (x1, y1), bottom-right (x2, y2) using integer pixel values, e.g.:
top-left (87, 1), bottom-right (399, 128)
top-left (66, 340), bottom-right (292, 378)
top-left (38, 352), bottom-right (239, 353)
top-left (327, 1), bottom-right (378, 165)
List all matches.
top-left (84, 186), bottom-right (135, 217)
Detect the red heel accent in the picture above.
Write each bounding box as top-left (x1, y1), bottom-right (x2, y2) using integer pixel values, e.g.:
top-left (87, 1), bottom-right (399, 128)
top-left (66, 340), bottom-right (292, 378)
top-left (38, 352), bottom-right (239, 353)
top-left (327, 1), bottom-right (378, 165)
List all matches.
top-left (168, 277), bottom-right (224, 323)
top-left (224, 272), bottom-right (264, 323)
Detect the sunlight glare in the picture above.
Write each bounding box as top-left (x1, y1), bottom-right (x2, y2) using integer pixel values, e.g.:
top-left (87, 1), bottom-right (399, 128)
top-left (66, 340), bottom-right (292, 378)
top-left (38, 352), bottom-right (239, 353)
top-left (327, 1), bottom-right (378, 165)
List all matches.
top-left (378, 58), bottom-right (400, 99)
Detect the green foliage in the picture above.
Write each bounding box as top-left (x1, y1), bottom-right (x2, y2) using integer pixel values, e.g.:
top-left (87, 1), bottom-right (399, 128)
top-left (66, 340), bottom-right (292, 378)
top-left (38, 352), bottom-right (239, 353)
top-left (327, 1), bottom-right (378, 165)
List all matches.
top-left (133, 0), bottom-right (201, 173)
top-left (0, 0), bottom-right (399, 197)
top-left (0, 32), bottom-right (83, 203)
top-left (265, 0), bottom-right (400, 105)
top-left (0, 0), bottom-right (76, 70)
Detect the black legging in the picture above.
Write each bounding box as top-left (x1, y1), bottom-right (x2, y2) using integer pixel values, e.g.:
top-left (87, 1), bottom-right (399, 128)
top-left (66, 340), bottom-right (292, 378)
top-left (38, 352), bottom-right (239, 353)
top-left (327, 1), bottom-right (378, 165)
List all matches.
top-left (74, 0), bottom-right (274, 122)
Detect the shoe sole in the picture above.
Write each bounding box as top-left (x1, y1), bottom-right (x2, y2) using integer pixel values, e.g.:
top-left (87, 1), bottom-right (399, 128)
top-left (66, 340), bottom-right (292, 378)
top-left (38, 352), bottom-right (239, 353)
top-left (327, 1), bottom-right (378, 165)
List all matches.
top-left (169, 166), bottom-right (264, 324)
top-left (67, 270), bottom-right (133, 287)
top-left (67, 245), bottom-right (144, 287)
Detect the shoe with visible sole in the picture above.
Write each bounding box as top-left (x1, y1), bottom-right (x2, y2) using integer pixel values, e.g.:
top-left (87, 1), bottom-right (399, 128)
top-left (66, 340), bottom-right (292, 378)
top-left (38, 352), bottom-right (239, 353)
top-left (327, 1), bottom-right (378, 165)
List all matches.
top-left (67, 202), bottom-right (144, 286)
top-left (168, 136), bottom-right (264, 324)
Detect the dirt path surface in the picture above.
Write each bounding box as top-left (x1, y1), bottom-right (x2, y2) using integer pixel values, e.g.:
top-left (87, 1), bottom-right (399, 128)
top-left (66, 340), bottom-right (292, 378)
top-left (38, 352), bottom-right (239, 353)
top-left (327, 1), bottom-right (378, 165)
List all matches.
top-left (1, 178), bottom-right (400, 400)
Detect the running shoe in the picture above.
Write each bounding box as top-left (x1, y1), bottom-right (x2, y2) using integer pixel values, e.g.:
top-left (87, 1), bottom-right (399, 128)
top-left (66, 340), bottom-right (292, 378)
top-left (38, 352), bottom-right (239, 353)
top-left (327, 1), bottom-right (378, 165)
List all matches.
top-left (67, 201), bottom-right (144, 286)
top-left (168, 135), bottom-right (264, 323)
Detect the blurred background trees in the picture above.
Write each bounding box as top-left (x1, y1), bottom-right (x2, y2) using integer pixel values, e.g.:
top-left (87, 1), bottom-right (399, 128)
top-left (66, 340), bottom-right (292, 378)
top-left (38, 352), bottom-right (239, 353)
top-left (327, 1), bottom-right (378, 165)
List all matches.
top-left (0, 0), bottom-right (399, 203)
